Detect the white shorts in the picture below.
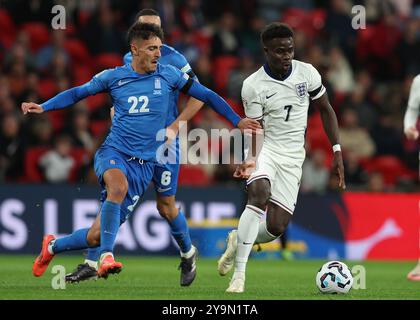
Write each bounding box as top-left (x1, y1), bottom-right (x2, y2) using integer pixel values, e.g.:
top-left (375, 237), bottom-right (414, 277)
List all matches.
top-left (247, 148), bottom-right (304, 215)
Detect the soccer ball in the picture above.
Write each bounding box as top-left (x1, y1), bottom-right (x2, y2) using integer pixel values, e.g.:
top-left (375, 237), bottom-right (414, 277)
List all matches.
top-left (316, 261), bottom-right (353, 294)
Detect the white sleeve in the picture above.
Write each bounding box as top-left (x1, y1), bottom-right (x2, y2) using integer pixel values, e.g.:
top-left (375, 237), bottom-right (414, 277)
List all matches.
top-left (308, 64), bottom-right (326, 100)
top-left (404, 75), bottom-right (420, 131)
top-left (241, 81), bottom-right (263, 120)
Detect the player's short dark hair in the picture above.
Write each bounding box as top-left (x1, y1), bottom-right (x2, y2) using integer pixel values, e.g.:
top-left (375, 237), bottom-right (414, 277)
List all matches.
top-left (127, 22), bottom-right (164, 45)
top-left (134, 8), bottom-right (159, 22)
top-left (261, 22), bottom-right (294, 45)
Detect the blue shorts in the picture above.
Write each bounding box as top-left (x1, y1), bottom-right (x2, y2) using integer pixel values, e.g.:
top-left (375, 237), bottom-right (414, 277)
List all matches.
top-left (153, 137), bottom-right (180, 197)
top-left (152, 162), bottom-right (180, 197)
top-left (94, 145), bottom-right (155, 223)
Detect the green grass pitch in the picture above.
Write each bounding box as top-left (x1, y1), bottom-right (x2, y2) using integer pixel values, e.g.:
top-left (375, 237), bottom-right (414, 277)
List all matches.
top-left (0, 255), bottom-right (419, 300)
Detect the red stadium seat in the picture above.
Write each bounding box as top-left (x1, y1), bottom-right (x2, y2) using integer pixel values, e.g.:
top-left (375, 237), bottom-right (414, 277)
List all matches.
top-left (212, 56), bottom-right (240, 95)
top-left (21, 22), bottom-right (51, 52)
top-left (360, 156), bottom-right (417, 186)
top-left (282, 8), bottom-right (308, 30)
top-left (306, 122), bottom-right (330, 153)
top-left (0, 9), bottom-right (16, 48)
top-left (225, 97), bottom-right (244, 118)
top-left (305, 119), bottom-right (333, 167)
top-left (178, 165), bottom-right (212, 186)
top-left (308, 9), bottom-right (326, 33)
top-left (86, 93), bottom-right (107, 112)
top-left (78, 10), bottom-right (92, 27)
top-left (90, 120), bottom-right (111, 137)
top-left (24, 147), bottom-right (49, 182)
top-left (94, 53), bottom-right (123, 72)
top-left (193, 30), bottom-right (212, 54)
top-left (68, 148), bottom-right (89, 182)
top-left (73, 65), bottom-right (94, 86)
top-left (37, 79), bottom-right (57, 100)
top-left (356, 25), bottom-right (376, 61)
top-left (282, 8), bottom-right (327, 37)
top-left (64, 39), bottom-right (91, 65)
top-left (46, 110), bottom-right (67, 133)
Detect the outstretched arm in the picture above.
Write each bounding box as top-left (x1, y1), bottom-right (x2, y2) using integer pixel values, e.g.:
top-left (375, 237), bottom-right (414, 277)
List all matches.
top-left (22, 84), bottom-right (92, 114)
top-left (312, 93), bottom-right (346, 190)
top-left (182, 79), bottom-right (261, 131)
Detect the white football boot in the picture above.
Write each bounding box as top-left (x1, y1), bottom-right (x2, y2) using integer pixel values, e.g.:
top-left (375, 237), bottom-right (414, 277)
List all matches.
top-left (226, 272), bottom-right (245, 293)
top-left (217, 230), bottom-right (238, 276)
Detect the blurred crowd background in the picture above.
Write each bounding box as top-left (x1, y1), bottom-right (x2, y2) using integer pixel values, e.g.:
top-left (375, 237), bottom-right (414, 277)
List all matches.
top-left (1, 0), bottom-right (420, 193)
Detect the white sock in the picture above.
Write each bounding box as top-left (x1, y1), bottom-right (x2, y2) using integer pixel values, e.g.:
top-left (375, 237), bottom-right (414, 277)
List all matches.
top-left (180, 246), bottom-right (195, 259)
top-left (47, 240), bottom-right (55, 255)
top-left (85, 259), bottom-right (98, 269)
top-left (99, 252), bottom-right (113, 263)
top-left (255, 221), bottom-right (278, 244)
top-left (235, 205), bottom-right (264, 273)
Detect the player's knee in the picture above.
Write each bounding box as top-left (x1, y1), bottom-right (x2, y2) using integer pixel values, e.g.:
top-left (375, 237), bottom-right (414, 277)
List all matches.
top-left (156, 200), bottom-right (177, 221)
top-left (107, 183), bottom-right (128, 203)
top-left (266, 223), bottom-right (285, 237)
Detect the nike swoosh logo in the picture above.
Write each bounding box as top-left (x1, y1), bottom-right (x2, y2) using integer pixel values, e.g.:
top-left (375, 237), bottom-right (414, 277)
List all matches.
top-left (266, 92), bottom-right (277, 99)
top-left (243, 242), bottom-right (252, 245)
top-left (118, 80), bottom-right (129, 86)
top-left (157, 187), bottom-right (172, 193)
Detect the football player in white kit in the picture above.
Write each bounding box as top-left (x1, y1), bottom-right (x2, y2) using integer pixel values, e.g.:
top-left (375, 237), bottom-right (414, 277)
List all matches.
top-left (403, 73), bottom-right (420, 281)
top-left (217, 22), bottom-right (346, 293)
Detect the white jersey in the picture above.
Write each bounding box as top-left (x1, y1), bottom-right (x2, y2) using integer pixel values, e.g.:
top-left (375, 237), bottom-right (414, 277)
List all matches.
top-left (404, 74), bottom-right (420, 131)
top-left (242, 59), bottom-right (326, 160)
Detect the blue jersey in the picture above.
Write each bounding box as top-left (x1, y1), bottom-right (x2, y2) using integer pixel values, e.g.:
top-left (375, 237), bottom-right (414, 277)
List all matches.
top-left (86, 63), bottom-right (189, 161)
top-left (123, 44), bottom-right (195, 126)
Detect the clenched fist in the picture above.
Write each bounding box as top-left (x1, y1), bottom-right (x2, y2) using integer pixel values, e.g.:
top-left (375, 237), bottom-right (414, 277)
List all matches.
top-left (21, 102), bottom-right (44, 115)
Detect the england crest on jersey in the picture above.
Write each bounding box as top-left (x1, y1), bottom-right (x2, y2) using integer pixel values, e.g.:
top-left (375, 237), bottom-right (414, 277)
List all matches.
top-left (295, 82), bottom-right (307, 98)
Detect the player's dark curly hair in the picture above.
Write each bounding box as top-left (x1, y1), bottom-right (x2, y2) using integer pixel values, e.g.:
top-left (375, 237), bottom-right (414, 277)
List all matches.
top-left (261, 22), bottom-right (294, 45)
top-left (127, 22), bottom-right (164, 45)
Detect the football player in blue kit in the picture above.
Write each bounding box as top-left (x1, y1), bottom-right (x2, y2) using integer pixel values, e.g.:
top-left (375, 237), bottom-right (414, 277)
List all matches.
top-left (64, 9), bottom-right (260, 286)
top-left (25, 22), bottom-right (260, 280)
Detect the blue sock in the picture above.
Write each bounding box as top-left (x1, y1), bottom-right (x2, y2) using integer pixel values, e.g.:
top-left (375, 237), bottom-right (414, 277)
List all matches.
top-left (52, 228), bottom-right (89, 254)
top-left (169, 210), bottom-right (192, 253)
top-left (99, 200), bottom-right (121, 255)
top-left (86, 247), bottom-right (101, 262)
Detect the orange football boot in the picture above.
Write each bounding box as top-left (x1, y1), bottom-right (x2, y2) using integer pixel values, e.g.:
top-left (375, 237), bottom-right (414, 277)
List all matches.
top-left (98, 253), bottom-right (122, 279)
top-left (32, 234), bottom-right (56, 277)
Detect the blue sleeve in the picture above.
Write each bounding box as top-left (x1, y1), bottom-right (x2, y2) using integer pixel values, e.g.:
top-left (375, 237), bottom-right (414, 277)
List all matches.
top-left (41, 85), bottom-right (91, 111)
top-left (164, 65), bottom-right (189, 91)
top-left (42, 70), bottom-right (111, 111)
top-left (123, 52), bottom-right (132, 64)
top-left (186, 81), bottom-right (241, 127)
